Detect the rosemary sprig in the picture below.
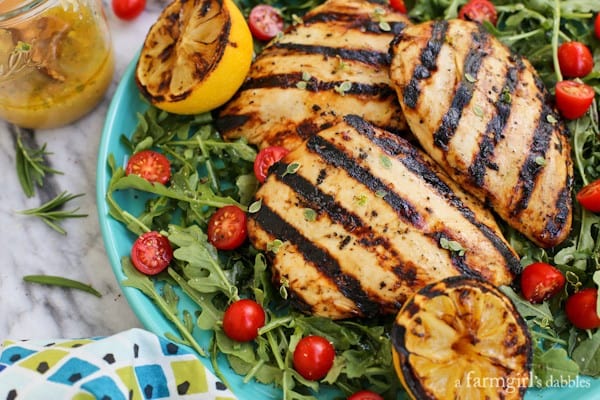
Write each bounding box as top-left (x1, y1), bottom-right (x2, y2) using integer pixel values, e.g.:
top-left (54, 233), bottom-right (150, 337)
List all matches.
top-left (23, 274), bottom-right (102, 297)
top-left (17, 191), bottom-right (87, 235)
top-left (15, 133), bottom-right (62, 197)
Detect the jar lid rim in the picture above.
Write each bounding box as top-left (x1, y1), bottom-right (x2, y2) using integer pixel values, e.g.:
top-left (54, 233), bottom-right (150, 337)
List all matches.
top-left (0, 0), bottom-right (50, 22)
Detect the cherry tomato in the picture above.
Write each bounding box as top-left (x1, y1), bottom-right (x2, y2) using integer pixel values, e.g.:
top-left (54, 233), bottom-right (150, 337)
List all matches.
top-left (458, 0), bottom-right (498, 26)
top-left (595, 13), bottom-right (600, 40)
top-left (248, 4), bottom-right (284, 41)
top-left (557, 42), bottom-right (594, 78)
top-left (222, 299), bottom-right (266, 342)
top-left (520, 262), bottom-right (565, 304)
top-left (125, 149), bottom-right (171, 184)
top-left (565, 288), bottom-right (600, 330)
top-left (112, 0), bottom-right (146, 20)
top-left (293, 335), bottom-right (335, 381)
top-left (389, 0), bottom-right (407, 13)
top-left (576, 179), bottom-right (600, 212)
top-left (347, 390), bottom-right (385, 400)
top-left (254, 146), bottom-right (290, 183)
top-left (554, 80), bottom-right (595, 120)
top-left (131, 231), bottom-right (173, 275)
top-left (207, 205), bottom-right (248, 250)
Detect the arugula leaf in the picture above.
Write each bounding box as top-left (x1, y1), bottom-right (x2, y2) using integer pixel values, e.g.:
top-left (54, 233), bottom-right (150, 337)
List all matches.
top-left (532, 347), bottom-right (580, 387)
top-left (121, 257), bottom-right (207, 357)
top-left (167, 224), bottom-right (239, 300)
top-left (571, 329), bottom-right (600, 376)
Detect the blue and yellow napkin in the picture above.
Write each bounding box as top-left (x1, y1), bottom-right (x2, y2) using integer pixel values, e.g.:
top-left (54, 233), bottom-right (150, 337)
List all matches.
top-left (0, 328), bottom-right (236, 400)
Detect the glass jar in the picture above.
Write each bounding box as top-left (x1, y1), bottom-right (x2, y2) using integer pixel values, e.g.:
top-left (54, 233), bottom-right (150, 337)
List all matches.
top-left (0, 0), bottom-right (114, 129)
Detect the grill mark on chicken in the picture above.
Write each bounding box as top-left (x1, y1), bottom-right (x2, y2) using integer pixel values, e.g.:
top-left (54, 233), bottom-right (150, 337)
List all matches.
top-left (306, 135), bottom-right (424, 228)
top-left (303, 11), bottom-right (408, 35)
top-left (512, 104), bottom-right (555, 216)
top-left (273, 42), bottom-right (391, 66)
top-left (344, 115), bottom-right (521, 275)
top-left (468, 58), bottom-right (523, 187)
top-left (270, 161), bottom-right (421, 286)
top-left (402, 20), bottom-right (448, 109)
top-left (271, 162), bottom-right (366, 231)
top-left (240, 72), bottom-right (396, 99)
top-left (252, 204), bottom-right (383, 316)
top-left (546, 184), bottom-right (573, 242)
top-left (433, 24), bottom-right (489, 151)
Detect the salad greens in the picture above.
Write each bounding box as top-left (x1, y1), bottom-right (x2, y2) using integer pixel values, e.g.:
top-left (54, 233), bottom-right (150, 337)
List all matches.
top-left (105, 0), bottom-right (600, 398)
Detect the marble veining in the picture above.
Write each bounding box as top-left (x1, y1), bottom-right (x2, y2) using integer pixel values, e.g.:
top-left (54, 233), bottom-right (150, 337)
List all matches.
top-left (0, 2), bottom-right (167, 340)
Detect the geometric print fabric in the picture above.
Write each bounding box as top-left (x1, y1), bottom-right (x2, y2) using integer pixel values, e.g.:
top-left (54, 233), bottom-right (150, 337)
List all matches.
top-left (0, 328), bottom-right (236, 400)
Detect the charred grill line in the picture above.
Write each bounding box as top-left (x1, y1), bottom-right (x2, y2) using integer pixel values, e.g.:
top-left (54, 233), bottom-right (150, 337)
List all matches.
top-left (402, 20), bottom-right (448, 109)
top-left (344, 115), bottom-right (521, 275)
top-left (273, 42), bottom-right (391, 66)
top-left (271, 162), bottom-right (366, 231)
top-left (433, 25), bottom-right (489, 150)
top-left (468, 60), bottom-right (522, 187)
top-left (271, 161), bottom-right (417, 286)
top-left (239, 72), bottom-right (396, 99)
top-left (511, 104), bottom-right (554, 217)
top-left (545, 182), bottom-right (573, 243)
top-left (302, 12), bottom-right (407, 35)
top-left (251, 204), bottom-right (382, 316)
top-left (306, 134), bottom-right (424, 228)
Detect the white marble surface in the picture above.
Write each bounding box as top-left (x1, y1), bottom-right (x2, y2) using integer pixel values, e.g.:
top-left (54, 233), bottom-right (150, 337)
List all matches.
top-left (0, 2), bottom-right (166, 340)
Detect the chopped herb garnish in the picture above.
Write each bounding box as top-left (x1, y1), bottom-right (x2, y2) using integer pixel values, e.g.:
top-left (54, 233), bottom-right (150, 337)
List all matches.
top-left (380, 155), bottom-right (393, 169)
top-left (303, 208), bottom-right (317, 221)
top-left (439, 237), bottom-right (466, 256)
top-left (334, 81), bottom-right (352, 95)
top-left (248, 199), bottom-right (262, 213)
top-left (267, 239), bottom-right (284, 253)
top-left (282, 162), bottom-right (301, 176)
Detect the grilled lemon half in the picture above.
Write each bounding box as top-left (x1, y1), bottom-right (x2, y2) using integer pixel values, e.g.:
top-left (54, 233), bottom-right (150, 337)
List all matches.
top-left (135, 0), bottom-right (253, 114)
top-left (392, 276), bottom-right (532, 400)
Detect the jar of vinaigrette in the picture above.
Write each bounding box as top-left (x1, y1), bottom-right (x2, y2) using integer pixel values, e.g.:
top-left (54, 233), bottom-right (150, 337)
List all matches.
top-left (0, 0), bottom-right (114, 129)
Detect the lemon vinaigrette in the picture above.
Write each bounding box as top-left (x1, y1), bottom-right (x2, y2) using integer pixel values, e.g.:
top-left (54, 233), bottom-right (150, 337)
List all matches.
top-left (0, 0), bottom-right (114, 129)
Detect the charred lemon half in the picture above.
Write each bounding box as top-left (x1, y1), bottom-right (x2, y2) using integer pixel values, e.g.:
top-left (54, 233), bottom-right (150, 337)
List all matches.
top-left (135, 0), bottom-right (253, 114)
top-left (392, 276), bottom-right (532, 400)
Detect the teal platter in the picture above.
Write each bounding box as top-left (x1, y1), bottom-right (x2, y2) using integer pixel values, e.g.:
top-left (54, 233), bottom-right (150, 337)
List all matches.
top-left (96, 56), bottom-right (600, 400)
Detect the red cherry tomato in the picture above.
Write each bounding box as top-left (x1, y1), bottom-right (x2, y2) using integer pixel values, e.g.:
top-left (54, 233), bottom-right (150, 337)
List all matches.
top-left (112, 0), bottom-right (146, 20)
top-left (595, 13), bottom-right (600, 40)
top-left (565, 288), bottom-right (600, 330)
top-left (554, 80), bottom-right (595, 120)
top-left (389, 0), bottom-right (407, 13)
top-left (248, 4), bottom-right (284, 41)
top-left (125, 149), bottom-right (171, 184)
top-left (520, 262), bottom-right (565, 304)
top-left (254, 146), bottom-right (290, 183)
top-left (293, 335), bottom-right (335, 381)
top-left (207, 205), bottom-right (248, 250)
top-left (347, 390), bottom-right (385, 400)
top-left (557, 42), bottom-right (594, 78)
top-left (131, 231), bottom-right (173, 275)
top-left (458, 0), bottom-right (498, 26)
top-left (576, 179), bottom-right (600, 212)
top-left (222, 299), bottom-right (266, 342)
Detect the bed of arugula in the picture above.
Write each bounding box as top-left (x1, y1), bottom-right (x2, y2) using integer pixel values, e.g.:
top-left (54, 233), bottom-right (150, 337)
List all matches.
top-left (104, 0), bottom-right (600, 399)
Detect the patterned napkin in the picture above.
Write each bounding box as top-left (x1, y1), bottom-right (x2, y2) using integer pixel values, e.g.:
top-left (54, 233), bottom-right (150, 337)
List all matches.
top-left (0, 328), bottom-right (237, 400)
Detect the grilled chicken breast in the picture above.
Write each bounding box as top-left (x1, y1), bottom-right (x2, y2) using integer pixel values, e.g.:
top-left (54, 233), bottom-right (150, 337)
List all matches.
top-left (248, 115), bottom-right (519, 320)
top-left (389, 19), bottom-right (573, 248)
top-left (216, 0), bottom-right (410, 151)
